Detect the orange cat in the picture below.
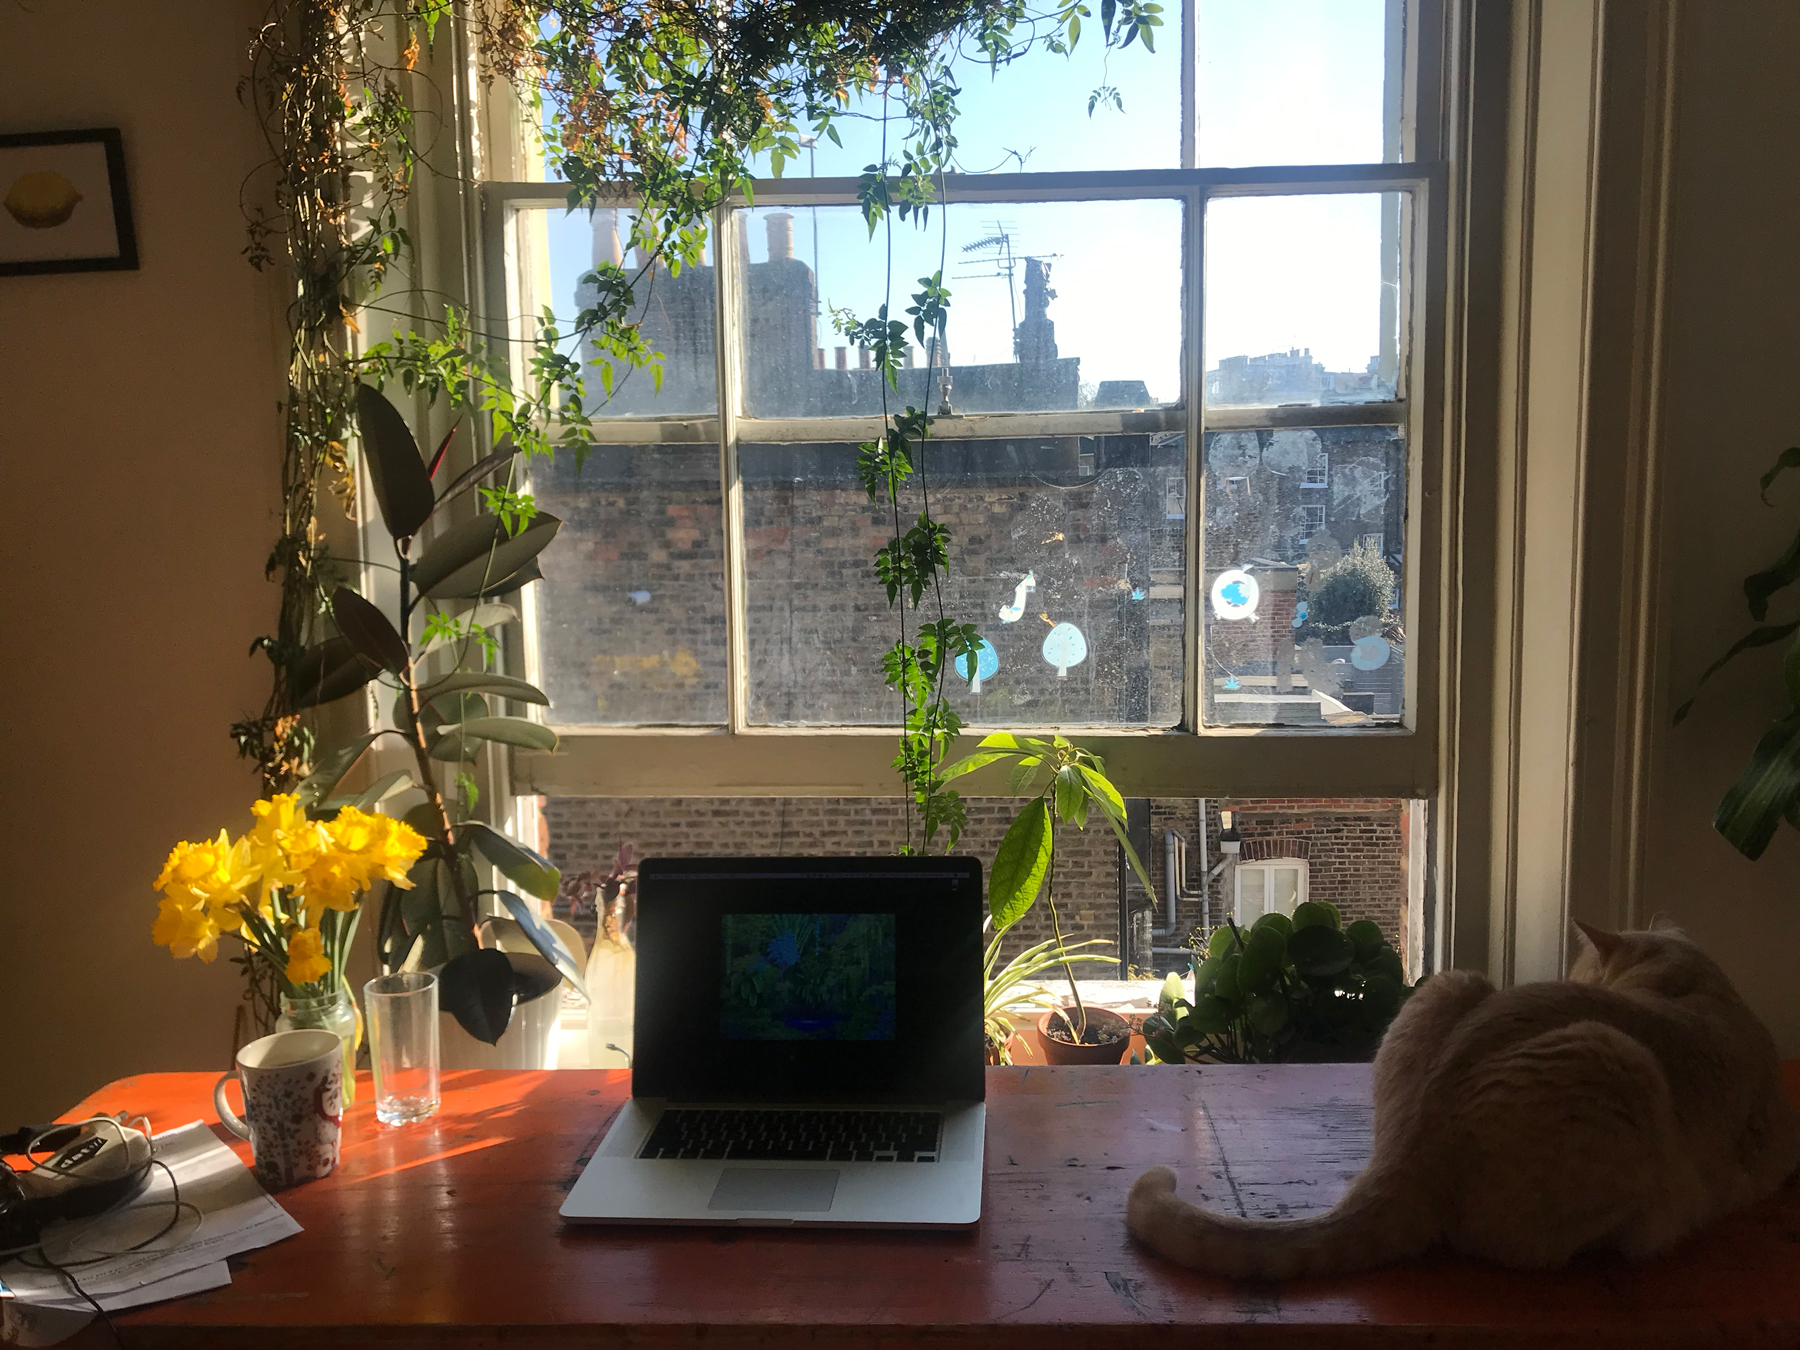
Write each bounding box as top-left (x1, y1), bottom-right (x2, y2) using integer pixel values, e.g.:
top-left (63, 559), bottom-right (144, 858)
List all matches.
top-left (1127, 921), bottom-right (1799, 1276)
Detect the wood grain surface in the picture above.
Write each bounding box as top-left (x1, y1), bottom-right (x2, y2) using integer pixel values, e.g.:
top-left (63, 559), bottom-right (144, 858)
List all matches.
top-left (37, 1062), bottom-right (1800, 1348)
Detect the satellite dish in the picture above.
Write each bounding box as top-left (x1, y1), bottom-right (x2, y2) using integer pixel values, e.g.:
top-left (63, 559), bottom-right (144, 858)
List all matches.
top-left (954, 638), bottom-right (1001, 693)
top-left (1041, 623), bottom-right (1088, 678)
top-left (1210, 568), bottom-right (1260, 621)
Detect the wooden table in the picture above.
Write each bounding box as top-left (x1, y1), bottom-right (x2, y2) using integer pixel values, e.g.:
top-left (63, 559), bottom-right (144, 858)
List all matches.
top-left (35, 1064), bottom-right (1800, 1348)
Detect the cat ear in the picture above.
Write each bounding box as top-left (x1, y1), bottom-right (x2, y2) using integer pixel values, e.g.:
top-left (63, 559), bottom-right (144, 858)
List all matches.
top-left (1646, 911), bottom-right (1685, 935)
top-left (1572, 919), bottom-right (1623, 957)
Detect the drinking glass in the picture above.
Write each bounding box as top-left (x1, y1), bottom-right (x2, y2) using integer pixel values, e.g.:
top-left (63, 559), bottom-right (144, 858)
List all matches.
top-left (364, 971), bottom-right (440, 1125)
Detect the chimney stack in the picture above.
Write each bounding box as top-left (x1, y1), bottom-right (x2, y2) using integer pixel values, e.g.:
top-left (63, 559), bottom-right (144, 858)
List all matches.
top-left (835, 346), bottom-right (848, 371)
top-left (593, 208), bottom-right (623, 268)
top-left (859, 347), bottom-right (872, 371)
top-left (766, 212), bottom-right (794, 261)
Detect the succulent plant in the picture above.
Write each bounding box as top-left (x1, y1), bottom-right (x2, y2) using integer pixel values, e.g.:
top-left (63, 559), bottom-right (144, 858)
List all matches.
top-left (1142, 902), bottom-right (1413, 1065)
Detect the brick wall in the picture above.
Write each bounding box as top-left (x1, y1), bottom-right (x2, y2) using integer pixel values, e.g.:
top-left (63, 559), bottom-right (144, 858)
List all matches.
top-left (543, 794), bottom-right (1413, 969)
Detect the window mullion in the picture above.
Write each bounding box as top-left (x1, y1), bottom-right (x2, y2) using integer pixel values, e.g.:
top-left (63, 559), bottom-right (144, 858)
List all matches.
top-left (714, 204), bottom-right (750, 734)
top-left (1180, 0), bottom-right (1197, 170)
top-left (1183, 183), bottom-right (1205, 732)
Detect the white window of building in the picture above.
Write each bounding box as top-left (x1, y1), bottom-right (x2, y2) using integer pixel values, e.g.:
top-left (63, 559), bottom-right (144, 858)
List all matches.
top-left (1235, 859), bottom-right (1309, 924)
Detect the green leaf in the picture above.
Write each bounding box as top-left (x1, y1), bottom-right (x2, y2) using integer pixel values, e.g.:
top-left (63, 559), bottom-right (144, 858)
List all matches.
top-left (1207, 926), bottom-right (1240, 959)
top-left (989, 798), bottom-right (1053, 929)
top-left (1213, 952), bottom-right (1242, 1002)
top-left (1289, 924), bottom-right (1355, 978)
top-left (411, 511), bottom-right (561, 599)
top-left (1081, 765), bottom-right (1156, 901)
top-left (330, 587), bottom-right (409, 674)
top-left (1291, 900), bottom-right (1338, 932)
top-left (1237, 926), bottom-right (1285, 994)
top-left (1744, 529), bottom-right (1800, 622)
top-left (493, 893), bottom-right (587, 999)
top-left (1006, 756), bottom-right (1045, 795)
top-left (1054, 766), bottom-right (1088, 826)
top-left (1246, 991), bottom-right (1288, 1037)
top-left (295, 732), bottom-right (379, 807)
top-left (1251, 911), bottom-right (1294, 943)
top-left (1714, 714), bottom-right (1800, 860)
top-left (355, 383), bottom-right (436, 541)
top-left (439, 948), bottom-right (515, 1044)
top-left (429, 716), bottom-right (559, 760)
top-left (1757, 446), bottom-right (1800, 504)
top-left (415, 670), bottom-right (550, 706)
top-left (939, 749), bottom-right (1017, 781)
top-left (1346, 919), bottom-right (1386, 962)
top-left (462, 820), bottom-right (562, 902)
top-left (1672, 621), bottom-right (1800, 723)
top-left (288, 636), bottom-right (379, 709)
top-left (347, 769), bottom-right (414, 812)
top-left (976, 732), bottom-right (1052, 754)
top-left (1189, 994), bottom-right (1232, 1035)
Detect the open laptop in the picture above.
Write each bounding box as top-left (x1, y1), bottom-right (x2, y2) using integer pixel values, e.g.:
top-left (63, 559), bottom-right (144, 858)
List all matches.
top-left (560, 856), bottom-right (987, 1228)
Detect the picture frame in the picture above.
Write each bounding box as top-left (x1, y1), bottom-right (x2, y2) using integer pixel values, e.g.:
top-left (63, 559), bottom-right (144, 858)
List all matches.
top-left (0, 128), bottom-right (138, 276)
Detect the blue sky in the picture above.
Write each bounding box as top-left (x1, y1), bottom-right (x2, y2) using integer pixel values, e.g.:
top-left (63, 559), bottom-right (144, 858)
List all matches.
top-left (536, 0), bottom-right (1398, 405)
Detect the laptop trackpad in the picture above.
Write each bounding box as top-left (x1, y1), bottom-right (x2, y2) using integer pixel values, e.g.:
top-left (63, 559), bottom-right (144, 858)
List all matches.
top-left (708, 1168), bottom-right (840, 1212)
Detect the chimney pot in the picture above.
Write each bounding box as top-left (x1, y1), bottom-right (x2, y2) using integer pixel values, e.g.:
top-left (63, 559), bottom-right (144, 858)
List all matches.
top-left (835, 346), bottom-right (848, 371)
top-left (859, 347), bottom-right (872, 371)
top-left (593, 208), bottom-right (623, 269)
top-left (766, 212), bottom-right (794, 261)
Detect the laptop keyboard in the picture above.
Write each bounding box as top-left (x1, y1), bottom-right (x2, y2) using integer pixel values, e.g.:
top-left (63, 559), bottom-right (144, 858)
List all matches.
top-left (639, 1108), bottom-right (942, 1163)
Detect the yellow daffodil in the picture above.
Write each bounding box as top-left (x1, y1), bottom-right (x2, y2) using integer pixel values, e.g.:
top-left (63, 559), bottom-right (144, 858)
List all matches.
top-left (152, 895), bottom-right (221, 962)
top-left (285, 926), bottom-right (332, 985)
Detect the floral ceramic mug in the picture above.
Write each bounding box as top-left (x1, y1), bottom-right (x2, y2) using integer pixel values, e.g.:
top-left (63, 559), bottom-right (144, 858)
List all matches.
top-left (214, 1028), bottom-right (343, 1188)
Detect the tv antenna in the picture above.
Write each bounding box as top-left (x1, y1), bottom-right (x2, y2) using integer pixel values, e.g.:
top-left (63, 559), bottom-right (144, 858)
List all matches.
top-left (957, 224), bottom-right (1022, 338)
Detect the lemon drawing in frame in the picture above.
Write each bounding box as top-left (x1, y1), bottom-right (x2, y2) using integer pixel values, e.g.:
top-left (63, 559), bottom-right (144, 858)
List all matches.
top-left (0, 129), bottom-right (137, 274)
top-left (4, 170), bottom-right (82, 228)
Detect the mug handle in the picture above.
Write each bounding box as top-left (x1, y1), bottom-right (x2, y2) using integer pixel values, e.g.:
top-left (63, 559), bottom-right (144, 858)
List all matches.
top-left (213, 1071), bottom-right (253, 1140)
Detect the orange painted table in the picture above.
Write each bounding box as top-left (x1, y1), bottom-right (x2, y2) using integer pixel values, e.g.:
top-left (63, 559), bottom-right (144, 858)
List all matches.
top-left (42, 1064), bottom-right (1800, 1348)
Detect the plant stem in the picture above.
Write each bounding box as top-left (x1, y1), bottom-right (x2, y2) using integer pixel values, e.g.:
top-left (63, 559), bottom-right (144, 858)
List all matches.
top-left (1044, 822), bottom-right (1088, 1040)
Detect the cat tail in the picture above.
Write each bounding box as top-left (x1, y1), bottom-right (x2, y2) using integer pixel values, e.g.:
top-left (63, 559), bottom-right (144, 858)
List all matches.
top-left (1126, 1162), bottom-right (1437, 1280)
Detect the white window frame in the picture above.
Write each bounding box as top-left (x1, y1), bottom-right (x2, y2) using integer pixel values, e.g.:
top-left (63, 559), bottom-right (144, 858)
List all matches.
top-left (475, 0), bottom-right (1452, 802)
top-left (1233, 858), bottom-right (1310, 925)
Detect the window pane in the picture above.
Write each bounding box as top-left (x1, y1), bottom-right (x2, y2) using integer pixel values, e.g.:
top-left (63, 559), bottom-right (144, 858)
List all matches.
top-left (531, 445), bottom-right (728, 724)
top-left (1202, 425), bottom-right (1406, 726)
top-left (737, 200), bottom-right (1183, 418)
top-left (533, 205), bottom-right (718, 416)
top-left (1204, 193), bottom-right (1405, 408)
top-left (1272, 866), bottom-right (1302, 912)
top-left (743, 436), bottom-right (1187, 727)
top-left (1237, 867), bottom-right (1266, 920)
top-left (1196, 0), bottom-right (1404, 168)
top-left (741, 28), bottom-right (1180, 178)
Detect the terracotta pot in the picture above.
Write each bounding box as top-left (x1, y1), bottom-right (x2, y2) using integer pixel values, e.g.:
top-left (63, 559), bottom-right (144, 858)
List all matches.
top-left (1034, 1006), bottom-right (1131, 1065)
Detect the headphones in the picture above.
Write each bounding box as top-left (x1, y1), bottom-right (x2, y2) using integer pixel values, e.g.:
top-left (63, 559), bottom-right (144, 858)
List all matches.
top-left (0, 1115), bottom-right (154, 1252)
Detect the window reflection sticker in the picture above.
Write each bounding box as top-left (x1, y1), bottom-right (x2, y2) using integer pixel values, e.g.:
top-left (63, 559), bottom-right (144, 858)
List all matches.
top-left (1293, 599), bottom-right (1309, 628)
top-left (1041, 623), bottom-right (1089, 678)
top-left (997, 571), bottom-right (1037, 623)
top-left (1351, 634), bottom-right (1391, 671)
top-left (955, 637), bottom-right (1000, 694)
top-left (1211, 568), bottom-right (1260, 621)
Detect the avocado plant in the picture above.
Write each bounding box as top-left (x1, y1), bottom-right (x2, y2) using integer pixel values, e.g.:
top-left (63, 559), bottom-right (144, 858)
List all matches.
top-left (288, 383), bottom-right (581, 1043)
top-left (1142, 902), bottom-right (1411, 1065)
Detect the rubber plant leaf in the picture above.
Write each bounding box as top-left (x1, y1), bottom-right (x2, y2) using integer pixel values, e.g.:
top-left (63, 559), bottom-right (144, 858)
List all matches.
top-left (410, 511), bottom-right (561, 599)
top-left (427, 423), bottom-right (458, 479)
top-left (1757, 446), bottom-right (1800, 503)
top-left (1714, 714), bottom-right (1800, 860)
top-left (428, 716), bottom-right (559, 761)
top-left (354, 383), bottom-right (436, 542)
top-left (494, 892), bottom-right (588, 999)
top-left (503, 949), bottom-right (563, 1004)
top-left (330, 586), bottom-right (410, 674)
top-left (988, 798), bottom-right (1053, 930)
top-left (439, 947), bottom-right (516, 1044)
top-left (416, 670), bottom-right (551, 707)
top-left (1742, 528), bottom-right (1800, 622)
top-left (462, 819), bottom-right (562, 902)
top-left (431, 442), bottom-right (520, 516)
top-left (288, 636), bottom-right (379, 709)
top-left (294, 732), bottom-right (379, 807)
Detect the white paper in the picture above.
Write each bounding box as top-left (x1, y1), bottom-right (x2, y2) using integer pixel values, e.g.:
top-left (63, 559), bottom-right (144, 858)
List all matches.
top-left (1, 1262), bottom-right (233, 1346)
top-left (0, 1121), bottom-right (300, 1306)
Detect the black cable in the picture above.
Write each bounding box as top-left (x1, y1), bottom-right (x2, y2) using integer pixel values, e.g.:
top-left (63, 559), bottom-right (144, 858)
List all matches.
top-left (31, 1254), bottom-right (125, 1350)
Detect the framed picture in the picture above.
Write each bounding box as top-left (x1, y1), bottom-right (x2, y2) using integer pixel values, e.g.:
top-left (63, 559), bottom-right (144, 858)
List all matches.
top-left (1, 128), bottom-right (137, 276)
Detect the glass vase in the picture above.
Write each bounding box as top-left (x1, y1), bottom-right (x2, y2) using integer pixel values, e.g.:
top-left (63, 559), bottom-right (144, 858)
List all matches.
top-left (278, 984), bottom-right (361, 1106)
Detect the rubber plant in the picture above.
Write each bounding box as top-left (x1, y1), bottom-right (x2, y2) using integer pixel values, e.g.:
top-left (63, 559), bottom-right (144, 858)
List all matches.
top-left (288, 382), bottom-right (581, 1044)
top-left (1675, 446), bottom-right (1800, 860)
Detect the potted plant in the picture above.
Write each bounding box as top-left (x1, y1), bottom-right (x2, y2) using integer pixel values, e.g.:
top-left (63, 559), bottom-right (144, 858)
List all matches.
top-left (982, 933), bottom-right (1116, 1065)
top-left (1140, 902), bottom-right (1412, 1065)
top-left (288, 383), bottom-right (585, 1058)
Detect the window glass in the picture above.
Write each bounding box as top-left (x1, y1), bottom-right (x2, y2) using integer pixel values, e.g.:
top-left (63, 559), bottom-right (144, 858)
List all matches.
top-left (531, 445), bottom-right (728, 724)
top-left (741, 25), bottom-right (1181, 179)
top-left (742, 435), bottom-right (1186, 727)
top-left (1204, 192), bottom-right (1405, 407)
top-left (535, 205), bottom-right (718, 416)
top-left (1202, 425), bottom-right (1406, 726)
top-left (1195, 0), bottom-right (1404, 168)
top-left (1272, 865), bottom-right (1303, 911)
top-left (1237, 865), bottom-right (1267, 921)
top-left (736, 200), bottom-right (1183, 418)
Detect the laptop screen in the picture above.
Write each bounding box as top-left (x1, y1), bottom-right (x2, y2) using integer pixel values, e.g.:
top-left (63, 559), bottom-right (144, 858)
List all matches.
top-left (632, 857), bottom-right (986, 1104)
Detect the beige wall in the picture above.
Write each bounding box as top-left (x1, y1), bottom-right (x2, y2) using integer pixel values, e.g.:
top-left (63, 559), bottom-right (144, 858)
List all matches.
top-left (1643, 2), bottom-right (1800, 1051)
top-left (0, 1), bottom-right (284, 1122)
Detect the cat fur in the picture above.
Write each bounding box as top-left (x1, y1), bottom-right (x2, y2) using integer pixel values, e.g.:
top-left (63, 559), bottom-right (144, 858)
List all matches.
top-left (1126, 921), bottom-right (1800, 1277)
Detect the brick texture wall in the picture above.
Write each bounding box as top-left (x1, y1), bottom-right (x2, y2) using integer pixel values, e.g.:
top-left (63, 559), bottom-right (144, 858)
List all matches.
top-left (543, 794), bottom-right (1412, 968)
